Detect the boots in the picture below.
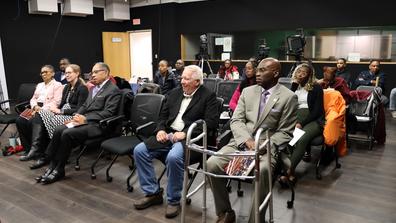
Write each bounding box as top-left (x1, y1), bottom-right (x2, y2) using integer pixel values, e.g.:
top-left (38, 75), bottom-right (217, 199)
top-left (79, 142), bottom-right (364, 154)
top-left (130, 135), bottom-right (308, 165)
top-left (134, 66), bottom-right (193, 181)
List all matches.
top-left (20, 122), bottom-right (45, 161)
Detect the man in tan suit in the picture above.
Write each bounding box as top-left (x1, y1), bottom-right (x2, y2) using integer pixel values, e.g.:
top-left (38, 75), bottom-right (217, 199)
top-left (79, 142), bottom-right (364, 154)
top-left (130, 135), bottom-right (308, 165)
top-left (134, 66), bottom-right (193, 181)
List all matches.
top-left (207, 58), bottom-right (298, 223)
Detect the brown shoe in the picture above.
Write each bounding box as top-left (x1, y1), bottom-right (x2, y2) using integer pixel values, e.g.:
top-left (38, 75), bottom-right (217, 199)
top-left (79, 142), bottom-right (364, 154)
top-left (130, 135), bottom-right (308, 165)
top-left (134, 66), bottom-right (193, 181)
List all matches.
top-left (134, 192), bottom-right (163, 210)
top-left (165, 204), bottom-right (180, 218)
top-left (216, 210), bottom-right (236, 223)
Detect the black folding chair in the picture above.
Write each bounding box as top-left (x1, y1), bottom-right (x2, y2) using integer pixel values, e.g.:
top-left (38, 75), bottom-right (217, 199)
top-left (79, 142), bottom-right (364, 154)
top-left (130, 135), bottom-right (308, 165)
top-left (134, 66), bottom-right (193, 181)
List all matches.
top-left (278, 77), bottom-right (293, 90)
top-left (90, 93), bottom-right (165, 192)
top-left (216, 81), bottom-right (240, 111)
top-left (203, 78), bottom-right (222, 94)
top-left (347, 88), bottom-right (381, 150)
top-left (0, 83), bottom-right (36, 136)
top-left (74, 89), bottom-right (133, 170)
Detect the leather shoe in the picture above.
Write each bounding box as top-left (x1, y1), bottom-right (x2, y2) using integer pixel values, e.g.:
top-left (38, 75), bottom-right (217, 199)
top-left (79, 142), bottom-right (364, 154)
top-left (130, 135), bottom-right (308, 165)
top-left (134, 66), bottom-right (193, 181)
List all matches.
top-left (216, 210), bottom-right (236, 223)
top-left (35, 168), bottom-right (53, 183)
top-left (19, 149), bottom-right (40, 161)
top-left (30, 157), bottom-right (49, 170)
top-left (134, 191), bottom-right (163, 210)
top-left (165, 204), bottom-right (180, 218)
top-left (41, 169), bottom-right (65, 185)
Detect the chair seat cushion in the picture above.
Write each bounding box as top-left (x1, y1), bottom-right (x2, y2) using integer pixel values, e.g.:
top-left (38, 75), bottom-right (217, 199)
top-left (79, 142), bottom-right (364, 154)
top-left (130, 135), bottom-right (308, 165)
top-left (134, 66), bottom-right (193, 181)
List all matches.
top-left (0, 114), bottom-right (18, 124)
top-left (101, 136), bottom-right (142, 155)
top-left (311, 135), bottom-right (324, 146)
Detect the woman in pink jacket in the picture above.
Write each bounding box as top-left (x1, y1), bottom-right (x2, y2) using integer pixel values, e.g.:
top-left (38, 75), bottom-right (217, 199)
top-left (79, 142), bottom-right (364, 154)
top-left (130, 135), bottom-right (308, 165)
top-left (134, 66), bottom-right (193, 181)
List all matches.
top-left (16, 64), bottom-right (63, 161)
top-left (229, 60), bottom-right (257, 111)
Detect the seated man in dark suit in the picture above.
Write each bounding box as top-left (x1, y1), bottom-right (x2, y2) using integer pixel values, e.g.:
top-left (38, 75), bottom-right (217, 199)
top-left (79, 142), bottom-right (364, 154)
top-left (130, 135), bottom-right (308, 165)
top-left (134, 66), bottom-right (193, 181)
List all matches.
top-left (133, 65), bottom-right (219, 218)
top-left (36, 62), bottom-right (121, 184)
top-left (207, 58), bottom-right (298, 223)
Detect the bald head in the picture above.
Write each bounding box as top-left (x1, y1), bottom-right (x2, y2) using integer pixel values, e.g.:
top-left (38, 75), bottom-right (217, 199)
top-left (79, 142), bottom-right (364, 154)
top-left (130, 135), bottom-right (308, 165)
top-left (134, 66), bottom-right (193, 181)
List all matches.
top-left (256, 57), bottom-right (281, 90)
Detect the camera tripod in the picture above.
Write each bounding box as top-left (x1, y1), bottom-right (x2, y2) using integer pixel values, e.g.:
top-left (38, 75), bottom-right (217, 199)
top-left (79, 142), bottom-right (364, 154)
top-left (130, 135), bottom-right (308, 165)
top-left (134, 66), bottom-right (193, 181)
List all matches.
top-left (198, 56), bottom-right (214, 75)
top-left (287, 54), bottom-right (303, 78)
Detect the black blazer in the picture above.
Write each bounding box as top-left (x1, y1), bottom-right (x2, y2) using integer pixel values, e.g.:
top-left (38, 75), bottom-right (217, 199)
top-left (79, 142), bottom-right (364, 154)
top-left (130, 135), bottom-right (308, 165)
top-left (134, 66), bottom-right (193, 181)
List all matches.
top-left (145, 86), bottom-right (219, 149)
top-left (291, 82), bottom-right (324, 126)
top-left (76, 80), bottom-right (121, 123)
top-left (59, 79), bottom-right (89, 115)
top-left (156, 86), bottom-right (218, 133)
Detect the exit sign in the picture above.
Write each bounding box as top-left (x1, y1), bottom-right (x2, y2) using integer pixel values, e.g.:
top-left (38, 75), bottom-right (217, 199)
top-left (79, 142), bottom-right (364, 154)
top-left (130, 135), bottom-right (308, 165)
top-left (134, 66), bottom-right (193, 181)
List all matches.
top-left (132, 18), bottom-right (141, 25)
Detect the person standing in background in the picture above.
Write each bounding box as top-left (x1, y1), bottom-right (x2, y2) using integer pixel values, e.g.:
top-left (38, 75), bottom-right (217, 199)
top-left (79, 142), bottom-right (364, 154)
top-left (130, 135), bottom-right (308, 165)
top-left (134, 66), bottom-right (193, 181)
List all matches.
top-left (54, 58), bottom-right (70, 85)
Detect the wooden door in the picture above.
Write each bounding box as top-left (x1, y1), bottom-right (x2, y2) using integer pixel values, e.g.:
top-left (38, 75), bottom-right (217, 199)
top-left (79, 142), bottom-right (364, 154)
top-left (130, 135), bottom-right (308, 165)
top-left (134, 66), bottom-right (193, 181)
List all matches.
top-left (102, 32), bottom-right (131, 80)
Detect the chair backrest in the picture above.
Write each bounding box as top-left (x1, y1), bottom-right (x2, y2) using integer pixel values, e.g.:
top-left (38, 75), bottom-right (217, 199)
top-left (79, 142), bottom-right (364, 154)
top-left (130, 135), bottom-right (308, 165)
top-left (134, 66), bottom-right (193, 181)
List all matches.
top-left (138, 83), bottom-right (161, 94)
top-left (105, 89), bottom-right (134, 135)
top-left (207, 73), bottom-right (217, 78)
top-left (130, 93), bottom-right (165, 129)
top-left (203, 78), bottom-right (222, 93)
top-left (17, 83), bottom-right (37, 103)
top-left (278, 77), bottom-right (292, 90)
top-left (216, 81), bottom-right (240, 106)
top-left (356, 85), bottom-right (376, 93)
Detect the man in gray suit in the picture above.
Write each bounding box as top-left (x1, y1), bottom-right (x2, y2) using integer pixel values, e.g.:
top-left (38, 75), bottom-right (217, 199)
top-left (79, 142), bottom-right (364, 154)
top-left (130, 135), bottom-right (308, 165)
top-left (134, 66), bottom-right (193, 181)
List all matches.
top-left (37, 62), bottom-right (121, 184)
top-left (207, 58), bottom-right (298, 223)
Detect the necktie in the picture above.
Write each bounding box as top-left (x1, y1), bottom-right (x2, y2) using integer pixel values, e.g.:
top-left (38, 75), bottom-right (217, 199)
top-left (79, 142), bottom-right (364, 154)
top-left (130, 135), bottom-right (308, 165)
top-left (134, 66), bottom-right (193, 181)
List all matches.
top-left (258, 90), bottom-right (270, 116)
top-left (92, 86), bottom-right (100, 98)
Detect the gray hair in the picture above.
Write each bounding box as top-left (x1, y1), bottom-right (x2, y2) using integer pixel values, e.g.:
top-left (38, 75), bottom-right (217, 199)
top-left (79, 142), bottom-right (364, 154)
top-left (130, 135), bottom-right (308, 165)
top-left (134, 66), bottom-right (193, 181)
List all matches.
top-left (94, 62), bottom-right (110, 75)
top-left (184, 65), bottom-right (203, 85)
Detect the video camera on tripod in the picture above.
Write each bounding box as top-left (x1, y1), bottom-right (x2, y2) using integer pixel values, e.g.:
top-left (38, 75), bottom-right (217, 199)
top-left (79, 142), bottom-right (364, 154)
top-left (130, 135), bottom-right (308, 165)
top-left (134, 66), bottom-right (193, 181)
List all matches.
top-left (197, 34), bottom-right (209, 60)
top-left (286, 28), bottom-right (306, 60)
top-left (256, 39), bottom-right (271, 62)
top-left (197, 34), bottom-right (213, 74)
top-left (286, 28), bottom-right (306, 77)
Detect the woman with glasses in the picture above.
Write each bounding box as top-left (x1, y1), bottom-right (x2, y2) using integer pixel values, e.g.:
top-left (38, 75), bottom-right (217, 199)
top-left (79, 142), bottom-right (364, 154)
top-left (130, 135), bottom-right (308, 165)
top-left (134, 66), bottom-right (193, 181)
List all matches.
top-left (16, 65), bottom-right (64, 162)
top-left (29, 64), bottom-right (89, 170)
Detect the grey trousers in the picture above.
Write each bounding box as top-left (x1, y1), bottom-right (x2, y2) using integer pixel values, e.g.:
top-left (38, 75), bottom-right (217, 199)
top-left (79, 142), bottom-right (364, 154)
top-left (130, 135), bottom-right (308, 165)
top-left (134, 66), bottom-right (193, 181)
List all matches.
top-left (206, 144), bottom-right (278, 223)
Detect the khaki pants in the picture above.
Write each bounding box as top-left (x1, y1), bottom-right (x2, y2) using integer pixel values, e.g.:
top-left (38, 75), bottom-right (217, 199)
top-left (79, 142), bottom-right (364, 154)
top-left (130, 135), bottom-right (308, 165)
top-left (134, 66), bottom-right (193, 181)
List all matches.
top-left (206, 144), bottom-right (279, 223)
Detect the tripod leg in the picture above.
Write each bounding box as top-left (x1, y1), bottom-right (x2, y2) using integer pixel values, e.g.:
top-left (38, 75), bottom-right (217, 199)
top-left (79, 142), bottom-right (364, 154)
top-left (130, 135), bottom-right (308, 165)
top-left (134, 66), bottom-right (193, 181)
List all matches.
top-left (205, 60), bottom-right (213, 74)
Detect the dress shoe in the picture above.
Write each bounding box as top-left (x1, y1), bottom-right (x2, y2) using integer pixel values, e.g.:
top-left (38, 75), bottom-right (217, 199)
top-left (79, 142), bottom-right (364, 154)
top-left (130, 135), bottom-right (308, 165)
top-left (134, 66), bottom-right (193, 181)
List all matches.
top-left (30, 157), bottom-right (49, 170)
top-left (165, 204), bottom-right (180, 218)
top-left (216, 210), bottom-right (236, 223)
top-left (35, 168), bottom-right (53, 183)
top-left (134, 191), bottom-right (163, 210)
top-left (41, 169), bottom-right (65, 185)
top-left (19, 149), bottom-right (39, 161)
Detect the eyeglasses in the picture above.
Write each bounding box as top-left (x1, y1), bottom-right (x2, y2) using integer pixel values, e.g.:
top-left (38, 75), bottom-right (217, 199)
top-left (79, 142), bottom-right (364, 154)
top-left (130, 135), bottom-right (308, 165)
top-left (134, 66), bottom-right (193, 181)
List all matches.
top-left (40, 71), bottom-right (51, 75)
top-left (65, 71), bottom-right (73, 75)
top-left (91, 69), bottom-right (105, 74)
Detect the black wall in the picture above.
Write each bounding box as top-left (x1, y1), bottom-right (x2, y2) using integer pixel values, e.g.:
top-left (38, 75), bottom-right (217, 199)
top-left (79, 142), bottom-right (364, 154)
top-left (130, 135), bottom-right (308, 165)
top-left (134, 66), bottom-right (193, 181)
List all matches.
top-left (1, 0), bottom-right (396, 98)
top-left (0, 1), bottom-right (127, 98)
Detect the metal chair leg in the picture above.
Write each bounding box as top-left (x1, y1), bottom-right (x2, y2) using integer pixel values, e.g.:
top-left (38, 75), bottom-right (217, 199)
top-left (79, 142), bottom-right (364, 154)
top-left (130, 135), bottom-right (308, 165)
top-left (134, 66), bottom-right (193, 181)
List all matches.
top-left (316, 144), bottom-right (325, 180)
top-left (157, 167), bottom-right (166, 185)
top-left (105, 154), bottom-right (119, 182)
top-left (126, 154), bottom-right (135, 192)
top-left (75, 145), bottom-right (88, 171)
top-left (0, 124), bottom-right (9, 136)
top-left (91, 149), bottom-right (105, 179)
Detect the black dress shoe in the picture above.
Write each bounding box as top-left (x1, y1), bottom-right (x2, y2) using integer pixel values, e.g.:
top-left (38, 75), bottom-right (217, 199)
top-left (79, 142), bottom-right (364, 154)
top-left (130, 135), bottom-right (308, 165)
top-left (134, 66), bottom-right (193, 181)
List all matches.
top-left (19, 150), bottom-right (39, 161)
top-left (30, 157), bottom-right (49, 170)
top-left (35, 168), bottom-right (53, 183)
top-left (41, 169), bottom-right (65, 185)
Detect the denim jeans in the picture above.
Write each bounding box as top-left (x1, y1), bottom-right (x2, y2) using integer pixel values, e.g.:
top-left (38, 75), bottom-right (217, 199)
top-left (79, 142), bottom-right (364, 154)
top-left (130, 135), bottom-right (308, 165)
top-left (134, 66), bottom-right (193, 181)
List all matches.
top-left (389, 88), bottom-right (396, 110)
top-left (133, 141), bottom-right (184, 205)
